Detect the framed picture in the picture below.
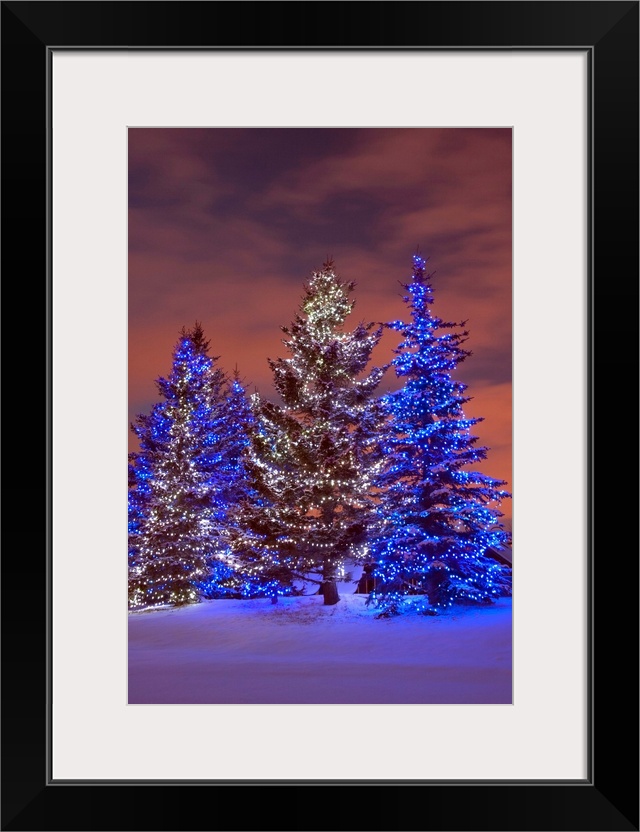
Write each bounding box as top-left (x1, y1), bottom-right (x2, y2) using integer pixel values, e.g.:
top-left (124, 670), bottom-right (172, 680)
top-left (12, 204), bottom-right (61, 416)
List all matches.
top-left (126, 124), bottom-right (515, 707)
top-left (3, 2), bottom-right (637, 830)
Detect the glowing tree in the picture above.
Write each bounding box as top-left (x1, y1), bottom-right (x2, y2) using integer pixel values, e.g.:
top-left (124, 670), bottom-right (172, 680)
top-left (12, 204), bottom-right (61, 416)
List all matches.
top-left (216, 369), bottom-right (257, 516)
top-left (194, 369), bottom-right (271, 601)
top-left (371, 254), bottom-right (512, 615)
top-left (232, 260), bottom-right (387, 605)
top-left (128, 323), bottom-right (230, 608)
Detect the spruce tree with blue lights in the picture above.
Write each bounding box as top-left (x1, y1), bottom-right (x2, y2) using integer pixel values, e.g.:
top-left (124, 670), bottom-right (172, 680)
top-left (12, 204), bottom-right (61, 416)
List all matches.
top-left (217, 368), bottom-right (256, 518)
top-left (195, 368), bottom-right (271, 600)
top-left (370, 254), bottom-right (512, 616)
top-left (232, 260), bottom-right (387, 605)
top-left (128, 323), bottom-right (231, 608)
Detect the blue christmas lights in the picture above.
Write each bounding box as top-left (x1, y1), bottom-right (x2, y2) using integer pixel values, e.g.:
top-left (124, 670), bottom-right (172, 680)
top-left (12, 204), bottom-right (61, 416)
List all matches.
top-left (128, 325), bottom-right (255, 609)
top-left (368, 254), bottom-right (512, 616)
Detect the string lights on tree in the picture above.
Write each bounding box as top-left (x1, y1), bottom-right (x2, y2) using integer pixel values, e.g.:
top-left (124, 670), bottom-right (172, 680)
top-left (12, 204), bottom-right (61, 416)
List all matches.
top-left (231, 261), bottom-right (387, 605)
top-left (195, 368), bottom-right (276, 601)
top-left (128, 323), bottom-right (232, 608)
top-left (369, 254), bottom-right (512, 616)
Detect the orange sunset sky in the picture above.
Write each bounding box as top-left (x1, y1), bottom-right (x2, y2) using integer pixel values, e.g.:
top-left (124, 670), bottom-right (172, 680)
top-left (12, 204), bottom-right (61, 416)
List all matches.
top-left (129, 128), bottom-right (512, 525)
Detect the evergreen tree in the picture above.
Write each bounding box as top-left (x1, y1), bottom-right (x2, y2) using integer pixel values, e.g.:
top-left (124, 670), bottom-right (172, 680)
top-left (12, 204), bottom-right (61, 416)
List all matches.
top-left (371, 254), bottom-right (512, 615)
top-left (195, 369), bottom-right (271, 600)
top-left (128, 323), bottom-right (229, 608)
top-left (232, 261), bottom-right (387, 605)
top-left (226, 388), bottom-right (300, 604)
top-left (217, 369), bottom-right (256, 513)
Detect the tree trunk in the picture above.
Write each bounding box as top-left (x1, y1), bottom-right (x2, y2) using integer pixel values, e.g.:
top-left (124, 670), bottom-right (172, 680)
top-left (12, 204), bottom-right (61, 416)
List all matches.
top-left (323, 580), bottom-right (339, 606)
top-left (424, 563), bottom-right (448, 606)
top-left (270, 595), bottom-right (278, 605)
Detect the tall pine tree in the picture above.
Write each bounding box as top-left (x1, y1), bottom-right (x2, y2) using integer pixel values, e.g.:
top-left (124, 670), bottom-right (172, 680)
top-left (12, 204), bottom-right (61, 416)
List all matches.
top-left (128, 323), bottom-right (229, 608)
top-left (232, 261), bottom-right (387, 605)
top-left (195, 369), bottom-right (270, 600)
top-left (371, 254), bottom-right (511, 615)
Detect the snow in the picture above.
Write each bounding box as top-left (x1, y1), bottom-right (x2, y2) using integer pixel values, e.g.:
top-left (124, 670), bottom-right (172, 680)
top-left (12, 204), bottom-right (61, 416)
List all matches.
top-left (128, 593), bottom-right (512, 705)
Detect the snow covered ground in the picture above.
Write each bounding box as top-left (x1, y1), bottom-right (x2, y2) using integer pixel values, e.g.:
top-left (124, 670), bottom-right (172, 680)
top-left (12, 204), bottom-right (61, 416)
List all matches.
top-left (128, 592), bottom-right (512, 705)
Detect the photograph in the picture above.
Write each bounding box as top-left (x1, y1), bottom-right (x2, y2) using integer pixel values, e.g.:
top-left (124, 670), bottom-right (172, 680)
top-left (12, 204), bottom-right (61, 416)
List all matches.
top-left (127, 127), bottom-right (513, 705)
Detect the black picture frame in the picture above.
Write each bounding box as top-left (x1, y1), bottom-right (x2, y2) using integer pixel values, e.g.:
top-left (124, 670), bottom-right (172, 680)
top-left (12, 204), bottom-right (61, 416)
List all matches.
top-left (2, 2), bottom-right (638, 830)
